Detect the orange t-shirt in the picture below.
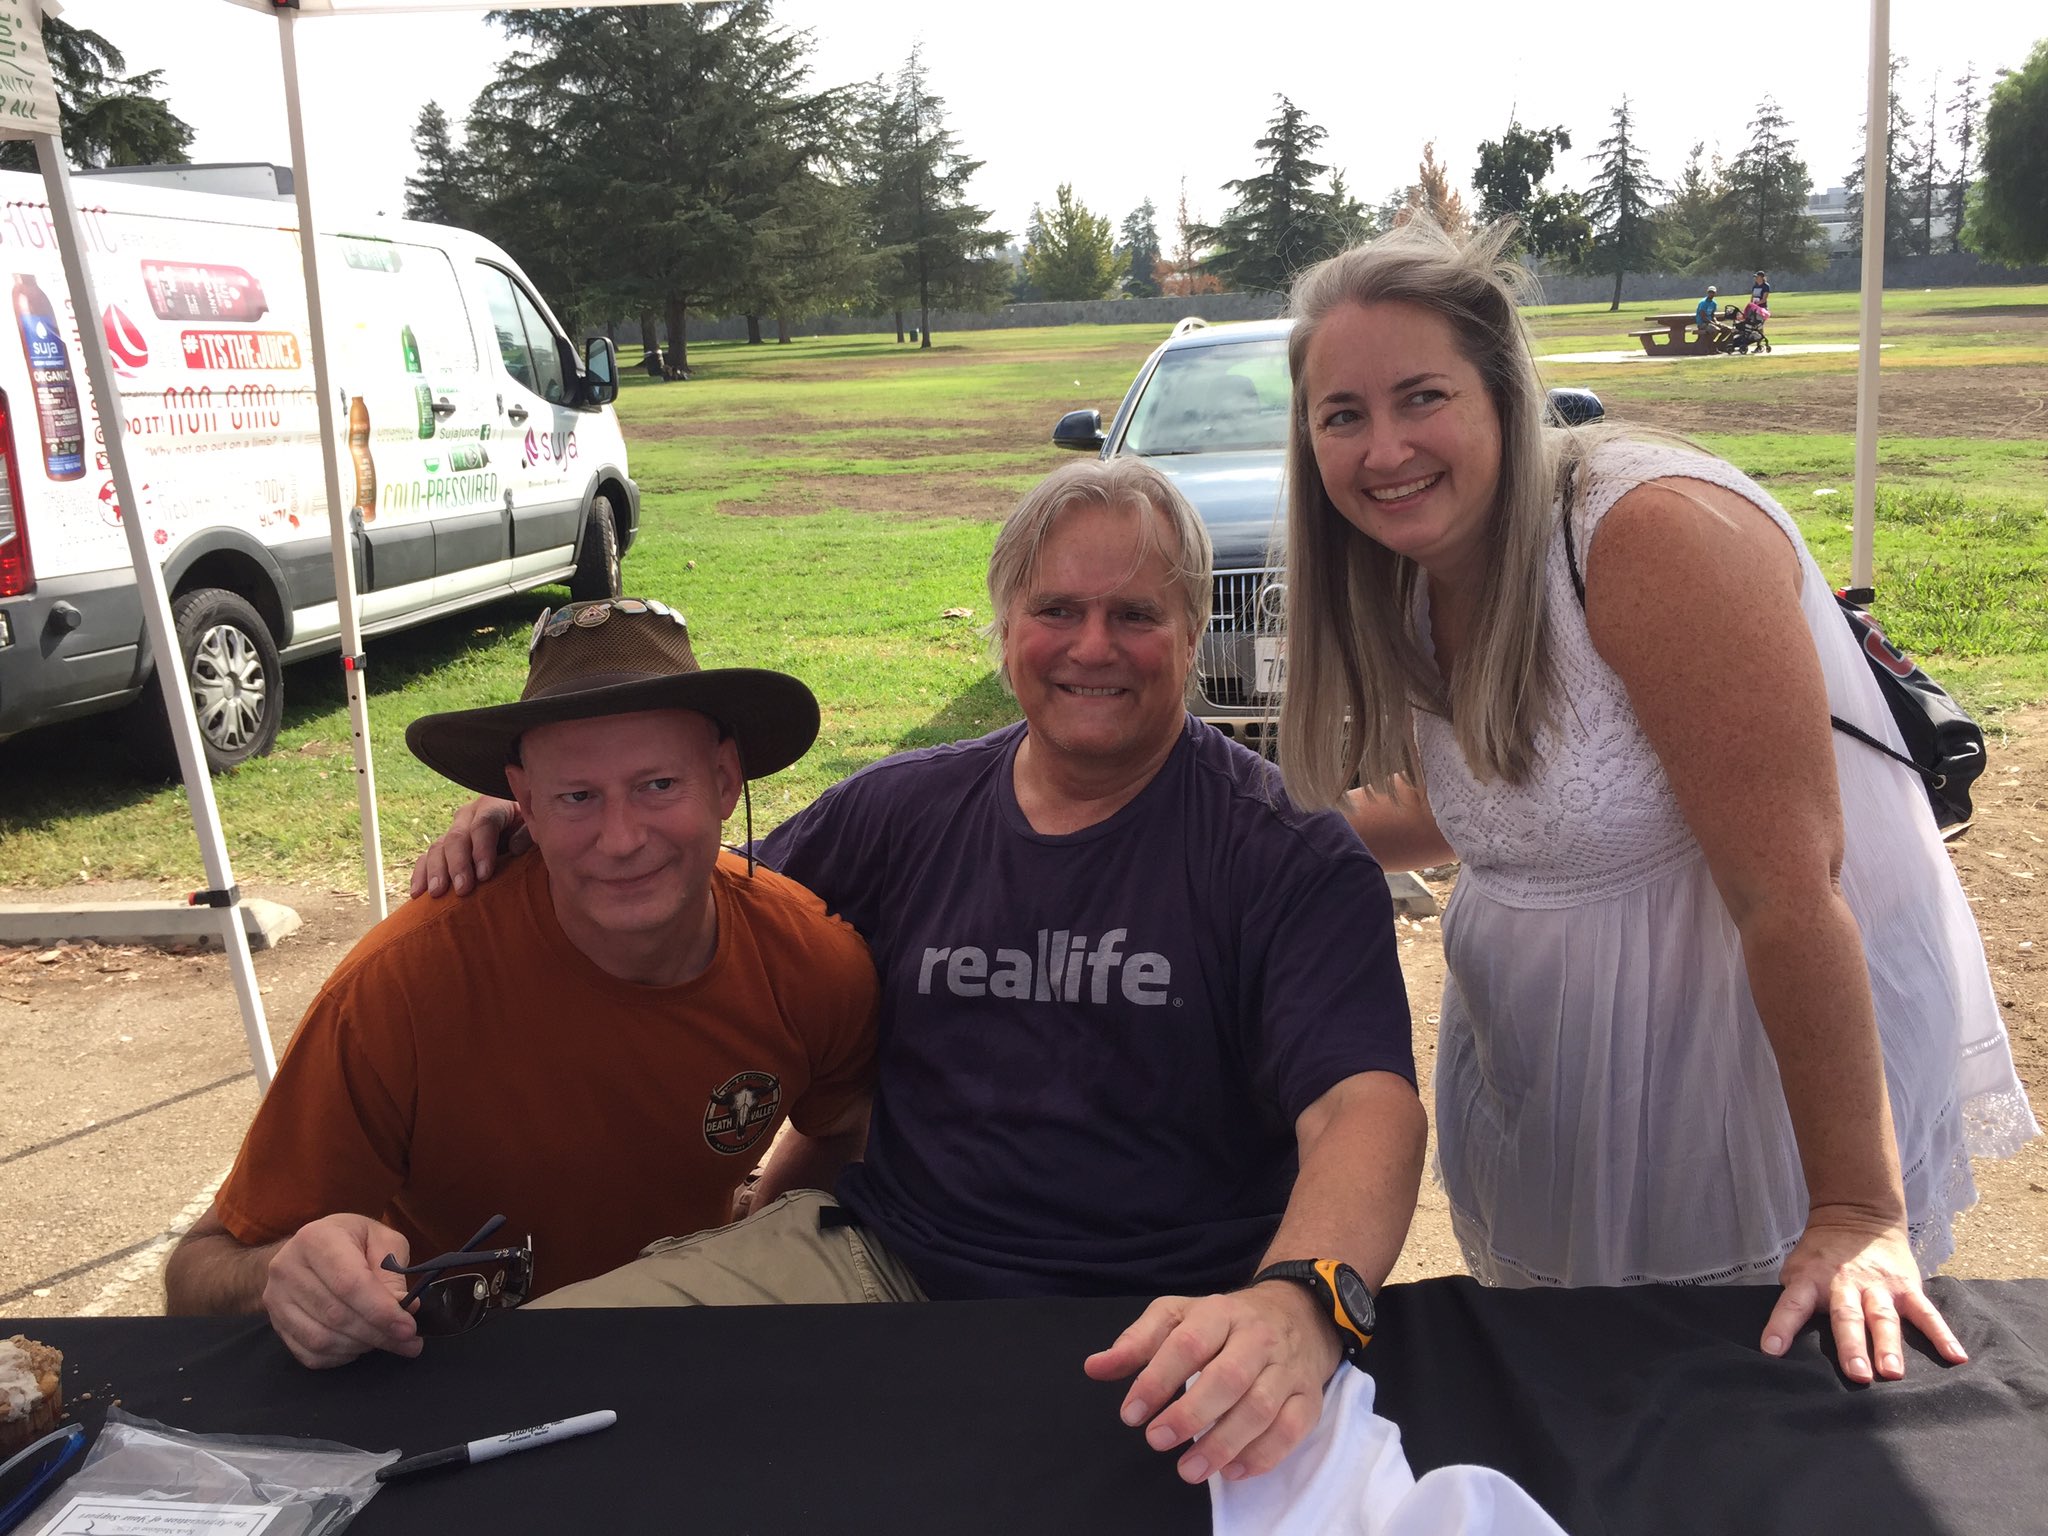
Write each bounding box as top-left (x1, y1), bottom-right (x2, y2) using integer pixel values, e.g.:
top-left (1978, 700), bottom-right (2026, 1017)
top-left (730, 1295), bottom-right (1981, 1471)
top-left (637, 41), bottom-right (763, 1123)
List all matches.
top-left (214, 848), bottom-right (878, 1296)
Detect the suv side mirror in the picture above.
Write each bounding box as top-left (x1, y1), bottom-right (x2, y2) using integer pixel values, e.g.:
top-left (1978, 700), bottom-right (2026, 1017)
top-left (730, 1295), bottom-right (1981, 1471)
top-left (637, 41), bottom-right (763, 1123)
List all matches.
top-left (1051, 408), bottom-right (1104, 452)
top-left (582, 336), bottom-right (619, 407)
top-left (1542, 387), bottom-right (1603, 427)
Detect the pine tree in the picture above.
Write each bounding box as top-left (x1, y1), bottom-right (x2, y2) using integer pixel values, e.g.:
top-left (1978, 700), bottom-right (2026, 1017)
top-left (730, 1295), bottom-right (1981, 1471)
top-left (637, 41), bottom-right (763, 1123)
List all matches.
top-left (0, 17), bottom-right (194, 172)
top-left (1946, 65), bottom-right (1986, 255)
top-left (1650, 143), bottom-right (1720, 274)
top-left (1843, 56), bottom-right (1924, 259)
top-left (864, 48), bottom-right (1009, 347)
top-left (403, 102), bottom-right (471, 226)
top-left (1117, 200), bottom-right (1163, 298)
top-left (1023, 184), bottom-right (1122, 301)
top-left (1705, 97), bottom-right (1825, 272)
top-left (1198, 96), bottom-right (1361, 293)
top-left (1582, 97), bottom-right (1664, 310)
top-left (1913, 75), bottom-right (1946, 256)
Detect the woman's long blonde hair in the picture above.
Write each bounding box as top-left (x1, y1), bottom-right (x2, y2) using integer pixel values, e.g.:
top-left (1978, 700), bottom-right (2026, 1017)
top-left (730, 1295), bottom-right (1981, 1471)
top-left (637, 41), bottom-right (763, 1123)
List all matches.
top-left (1276, 219), bottom-right (1562, 808)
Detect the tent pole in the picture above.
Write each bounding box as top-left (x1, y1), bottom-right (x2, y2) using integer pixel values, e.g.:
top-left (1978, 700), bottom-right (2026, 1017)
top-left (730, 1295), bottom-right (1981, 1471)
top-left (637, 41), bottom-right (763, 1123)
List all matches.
top-left (1850, 0), bottom-right (1890, 595)
top-left (276, 6), bottom-right (388, 920)
top-left (31, 135), bottom-right (277, 1092)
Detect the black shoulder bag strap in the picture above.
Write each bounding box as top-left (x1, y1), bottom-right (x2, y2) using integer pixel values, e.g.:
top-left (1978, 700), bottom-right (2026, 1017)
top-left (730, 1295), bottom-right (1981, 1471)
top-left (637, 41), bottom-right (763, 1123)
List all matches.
top-left (1556, 457), bottom-right (1944, 791)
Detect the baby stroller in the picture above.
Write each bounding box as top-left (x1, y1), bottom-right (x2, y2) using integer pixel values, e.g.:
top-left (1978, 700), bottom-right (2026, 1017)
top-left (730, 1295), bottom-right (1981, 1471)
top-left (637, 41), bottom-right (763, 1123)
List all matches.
top-left (1715, 301), bottom-right (1772, 355)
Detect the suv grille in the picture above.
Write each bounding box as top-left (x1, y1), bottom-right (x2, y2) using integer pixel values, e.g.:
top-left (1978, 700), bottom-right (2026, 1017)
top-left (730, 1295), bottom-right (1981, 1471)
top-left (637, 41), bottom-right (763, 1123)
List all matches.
top-left (1210, 567), bottom-right (1283, 636)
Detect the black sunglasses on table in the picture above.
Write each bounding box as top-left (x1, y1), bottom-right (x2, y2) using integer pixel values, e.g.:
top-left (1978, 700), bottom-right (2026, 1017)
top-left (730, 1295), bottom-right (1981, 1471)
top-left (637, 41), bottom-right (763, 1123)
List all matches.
top-left (380, 1214), bottom-right (534, 1338)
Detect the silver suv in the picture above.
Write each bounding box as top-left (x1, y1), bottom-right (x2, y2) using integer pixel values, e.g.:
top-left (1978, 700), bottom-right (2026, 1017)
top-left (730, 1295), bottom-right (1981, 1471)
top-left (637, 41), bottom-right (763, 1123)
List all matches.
top-left (1053, 317), bottom-right (1600, 751)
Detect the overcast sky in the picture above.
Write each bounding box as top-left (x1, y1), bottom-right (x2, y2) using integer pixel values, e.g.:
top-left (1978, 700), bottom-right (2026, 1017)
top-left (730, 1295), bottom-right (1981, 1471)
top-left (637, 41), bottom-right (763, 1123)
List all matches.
top-left (51, 0), bottom-right (2048, 243)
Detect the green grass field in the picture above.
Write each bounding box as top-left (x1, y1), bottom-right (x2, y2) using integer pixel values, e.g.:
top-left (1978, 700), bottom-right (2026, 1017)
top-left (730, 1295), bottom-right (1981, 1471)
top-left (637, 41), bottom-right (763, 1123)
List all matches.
top-left (1, 286), bottom-right (2043, 888)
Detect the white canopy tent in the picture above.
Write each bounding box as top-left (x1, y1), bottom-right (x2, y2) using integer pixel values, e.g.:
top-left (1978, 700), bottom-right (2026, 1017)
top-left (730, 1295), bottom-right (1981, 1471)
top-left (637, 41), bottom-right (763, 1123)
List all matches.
top-left (3, 0), bottom-right (1899, 1089)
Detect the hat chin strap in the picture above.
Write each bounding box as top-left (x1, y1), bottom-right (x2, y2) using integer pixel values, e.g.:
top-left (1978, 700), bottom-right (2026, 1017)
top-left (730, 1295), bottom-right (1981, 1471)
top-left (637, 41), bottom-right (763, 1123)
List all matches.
top-left (742, 773), bottom-right (755, 878)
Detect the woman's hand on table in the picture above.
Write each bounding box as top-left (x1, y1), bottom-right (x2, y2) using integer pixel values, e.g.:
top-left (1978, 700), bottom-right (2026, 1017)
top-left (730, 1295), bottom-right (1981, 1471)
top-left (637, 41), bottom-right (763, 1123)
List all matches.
top-left (1084, 1283), bottom-right (1342, 1484)
top-left (409, 796), bottom-right (524, 898)
top-left (1763, 1210), bottom-right (1968, 1382)
top-left (263, 1213), bottom-right (424, 1370)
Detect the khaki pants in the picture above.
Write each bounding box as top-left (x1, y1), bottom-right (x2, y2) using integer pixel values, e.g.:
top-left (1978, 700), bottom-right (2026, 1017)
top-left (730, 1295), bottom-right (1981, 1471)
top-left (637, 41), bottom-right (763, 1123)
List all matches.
top-left (531, 1190), bottom-right (928, 1309)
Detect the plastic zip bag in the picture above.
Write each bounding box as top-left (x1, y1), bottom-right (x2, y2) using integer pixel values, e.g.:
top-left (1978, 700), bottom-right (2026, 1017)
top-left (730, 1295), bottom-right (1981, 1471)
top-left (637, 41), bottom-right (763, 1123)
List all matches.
top-left (22, 1408), bottom-right (396, 1535)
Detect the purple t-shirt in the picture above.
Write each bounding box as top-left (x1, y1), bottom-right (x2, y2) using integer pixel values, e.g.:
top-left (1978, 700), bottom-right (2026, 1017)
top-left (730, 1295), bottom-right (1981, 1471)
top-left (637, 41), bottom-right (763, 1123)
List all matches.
top-left (759, 716), bottom-right (1414, 1301)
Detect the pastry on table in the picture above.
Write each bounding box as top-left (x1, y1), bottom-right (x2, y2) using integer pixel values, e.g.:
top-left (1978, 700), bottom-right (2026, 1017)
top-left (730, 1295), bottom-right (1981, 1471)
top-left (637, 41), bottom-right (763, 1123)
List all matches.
top-left (0, 1335), bottom-right (63, 1457)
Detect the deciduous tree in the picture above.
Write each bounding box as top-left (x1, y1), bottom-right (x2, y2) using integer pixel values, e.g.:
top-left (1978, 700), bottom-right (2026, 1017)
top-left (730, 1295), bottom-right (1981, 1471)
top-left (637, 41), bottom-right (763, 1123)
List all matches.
top-left (1472, 121), bottom-right (1589, 264)
top-left (1155, 179), bottom-right (1222, 296)
top-left (1393, 143), bottom-right (1470, 238)
top-left (1964, 39), bottom-right (2048, 266)
top-left (1023, 184), bottom-right (1122, 301)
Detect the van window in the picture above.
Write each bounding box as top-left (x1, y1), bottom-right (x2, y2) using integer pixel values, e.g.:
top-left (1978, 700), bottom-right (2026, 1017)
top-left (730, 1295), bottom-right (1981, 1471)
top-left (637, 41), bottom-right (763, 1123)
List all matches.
top-left (478, 264), bottom-right (567, 404)
top-left (327, 237), bottom-right (478, 379)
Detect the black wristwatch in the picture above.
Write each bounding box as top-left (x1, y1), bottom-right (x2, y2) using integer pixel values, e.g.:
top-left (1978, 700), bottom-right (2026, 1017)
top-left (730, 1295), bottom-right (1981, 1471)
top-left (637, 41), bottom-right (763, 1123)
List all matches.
top-left (1252, 1259), bottom-right (1375, 1370)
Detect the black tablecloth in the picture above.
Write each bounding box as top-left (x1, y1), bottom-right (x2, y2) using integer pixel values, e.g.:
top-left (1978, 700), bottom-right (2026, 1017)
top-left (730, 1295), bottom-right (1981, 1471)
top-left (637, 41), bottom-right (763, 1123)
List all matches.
top-left (14, 1276), bottom-right (2048, 1535)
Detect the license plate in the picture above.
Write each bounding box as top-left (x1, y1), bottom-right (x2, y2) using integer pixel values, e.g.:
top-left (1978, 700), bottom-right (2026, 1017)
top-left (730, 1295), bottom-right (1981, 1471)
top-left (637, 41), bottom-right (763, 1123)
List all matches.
top-left (1254, 636), bottom-right (1286, 695)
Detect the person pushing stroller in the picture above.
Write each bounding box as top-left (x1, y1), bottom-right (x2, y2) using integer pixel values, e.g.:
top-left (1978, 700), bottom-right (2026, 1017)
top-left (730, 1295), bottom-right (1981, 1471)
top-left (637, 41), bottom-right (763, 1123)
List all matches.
top-left (1720, 295), bottom-right (1772, 354)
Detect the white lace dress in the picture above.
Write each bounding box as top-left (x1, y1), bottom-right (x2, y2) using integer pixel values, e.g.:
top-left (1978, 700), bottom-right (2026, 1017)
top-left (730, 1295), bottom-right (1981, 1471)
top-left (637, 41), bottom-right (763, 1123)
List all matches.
top-left (1422, 440), bottom-right (2037, 1288)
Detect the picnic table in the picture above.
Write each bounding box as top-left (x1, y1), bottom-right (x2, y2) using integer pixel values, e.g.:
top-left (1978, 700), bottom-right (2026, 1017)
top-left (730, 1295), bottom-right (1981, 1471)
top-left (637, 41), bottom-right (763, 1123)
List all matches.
top-left (1630, 310), bottom-right (1723, 356)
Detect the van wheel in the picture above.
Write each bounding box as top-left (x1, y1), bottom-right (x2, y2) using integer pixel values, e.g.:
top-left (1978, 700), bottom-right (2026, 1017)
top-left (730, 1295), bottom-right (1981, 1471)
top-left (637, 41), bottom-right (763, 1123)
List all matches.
top-left (569, 493), bottom-right (622, 602)
top-left (129, 588), bottom-right (284, 776)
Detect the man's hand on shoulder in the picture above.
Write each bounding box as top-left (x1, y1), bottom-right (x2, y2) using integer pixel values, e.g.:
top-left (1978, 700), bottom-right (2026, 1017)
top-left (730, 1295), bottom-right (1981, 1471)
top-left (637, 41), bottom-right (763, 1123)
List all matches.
top-left (409, 796), bottom-right (525, 898)
top-left (262, 1213), bottom-right (425, 1369)
top-left (1084, 1280), bottom-right (1342, 1484)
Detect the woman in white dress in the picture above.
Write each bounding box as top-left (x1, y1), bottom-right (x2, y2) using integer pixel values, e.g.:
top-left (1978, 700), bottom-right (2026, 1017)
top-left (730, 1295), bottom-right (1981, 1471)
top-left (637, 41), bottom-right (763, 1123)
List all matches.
top-left (1274, 220), bottom-right (2036, 1382)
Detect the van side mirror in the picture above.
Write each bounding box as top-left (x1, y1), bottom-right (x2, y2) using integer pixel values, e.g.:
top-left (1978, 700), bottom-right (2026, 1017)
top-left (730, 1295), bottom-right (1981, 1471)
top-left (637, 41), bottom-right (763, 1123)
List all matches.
top-left (582, 336), bottom-right (619, 407)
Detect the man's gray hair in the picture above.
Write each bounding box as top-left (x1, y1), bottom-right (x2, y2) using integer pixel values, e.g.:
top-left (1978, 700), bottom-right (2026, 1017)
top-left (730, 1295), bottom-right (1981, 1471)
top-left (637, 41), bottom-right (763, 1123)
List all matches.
top-left (985, 457), bottom-right (1213, 675)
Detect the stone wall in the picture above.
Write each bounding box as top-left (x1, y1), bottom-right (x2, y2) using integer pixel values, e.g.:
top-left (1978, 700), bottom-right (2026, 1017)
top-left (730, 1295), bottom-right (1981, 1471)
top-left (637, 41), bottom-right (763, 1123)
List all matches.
top-left (637, 291), bottom-right (1285, 345)
top-left (635, 251), bottom-right (2047, 346)
top-left (1527, 251), bottom-right (2048, 306)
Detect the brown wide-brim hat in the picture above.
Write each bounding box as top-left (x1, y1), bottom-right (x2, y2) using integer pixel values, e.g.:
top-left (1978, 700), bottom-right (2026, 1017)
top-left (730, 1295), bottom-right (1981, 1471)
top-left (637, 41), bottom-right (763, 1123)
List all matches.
top-left (406, 598), bottom-right (819, 800)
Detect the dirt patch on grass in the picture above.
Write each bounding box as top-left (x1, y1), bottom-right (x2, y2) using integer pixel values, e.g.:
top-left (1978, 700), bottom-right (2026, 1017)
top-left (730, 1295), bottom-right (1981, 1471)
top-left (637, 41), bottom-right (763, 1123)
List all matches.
top-left (638, 407), bottom-right (1063, 460)
top-left (1605, 366), bottom-right (2048, 439)
top-left (717, 472), bottom-right (1024, 521)
top-left (1917, 304), bottom-right (2048, 323)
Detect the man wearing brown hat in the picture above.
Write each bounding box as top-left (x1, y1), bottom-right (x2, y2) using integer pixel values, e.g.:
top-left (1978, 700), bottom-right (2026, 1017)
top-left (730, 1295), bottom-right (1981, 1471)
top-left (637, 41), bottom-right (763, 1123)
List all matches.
top-left (163, 600), bottom-right (880, 1368)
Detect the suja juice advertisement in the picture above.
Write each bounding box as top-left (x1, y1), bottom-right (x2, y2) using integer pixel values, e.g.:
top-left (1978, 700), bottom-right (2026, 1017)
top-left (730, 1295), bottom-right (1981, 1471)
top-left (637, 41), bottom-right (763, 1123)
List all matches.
top-left (0, 192), bottom-right (492, 581)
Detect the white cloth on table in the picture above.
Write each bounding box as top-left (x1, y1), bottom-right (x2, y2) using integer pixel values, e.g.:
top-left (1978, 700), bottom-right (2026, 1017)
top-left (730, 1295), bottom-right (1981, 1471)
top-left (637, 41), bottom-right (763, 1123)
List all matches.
top-left (1208, 1370), bottom-right (1567, 1536)
top-left (1418, 438), bottom-right (2036, 1288)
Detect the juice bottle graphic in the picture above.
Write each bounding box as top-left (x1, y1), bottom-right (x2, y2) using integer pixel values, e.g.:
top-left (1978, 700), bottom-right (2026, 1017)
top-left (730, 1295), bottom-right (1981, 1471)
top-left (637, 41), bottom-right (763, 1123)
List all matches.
top-left (347, 393), bottom-right (377, 523)
top-left (12, 274), bottom-right (85, 481)
top-left (139, 262), bottom-right (268, 323)
top-left (401, 325), bottom-right (434, 439)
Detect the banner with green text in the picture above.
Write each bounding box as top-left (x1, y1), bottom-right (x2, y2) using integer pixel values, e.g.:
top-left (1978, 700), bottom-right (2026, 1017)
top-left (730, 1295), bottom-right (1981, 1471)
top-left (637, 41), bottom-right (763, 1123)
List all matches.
top-left (0, 0), bottom-right (61, 141)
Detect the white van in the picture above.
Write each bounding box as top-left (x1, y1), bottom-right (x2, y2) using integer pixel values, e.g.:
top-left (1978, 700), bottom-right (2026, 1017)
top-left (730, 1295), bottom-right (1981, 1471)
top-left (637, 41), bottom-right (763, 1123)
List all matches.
top-left (0, 171), bottom-right (637, 771)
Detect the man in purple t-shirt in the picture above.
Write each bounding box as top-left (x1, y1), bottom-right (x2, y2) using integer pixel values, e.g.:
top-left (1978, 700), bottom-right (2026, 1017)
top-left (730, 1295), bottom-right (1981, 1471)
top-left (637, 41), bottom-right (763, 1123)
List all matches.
top-left (415, 457), bottom-right (1425, 1489)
